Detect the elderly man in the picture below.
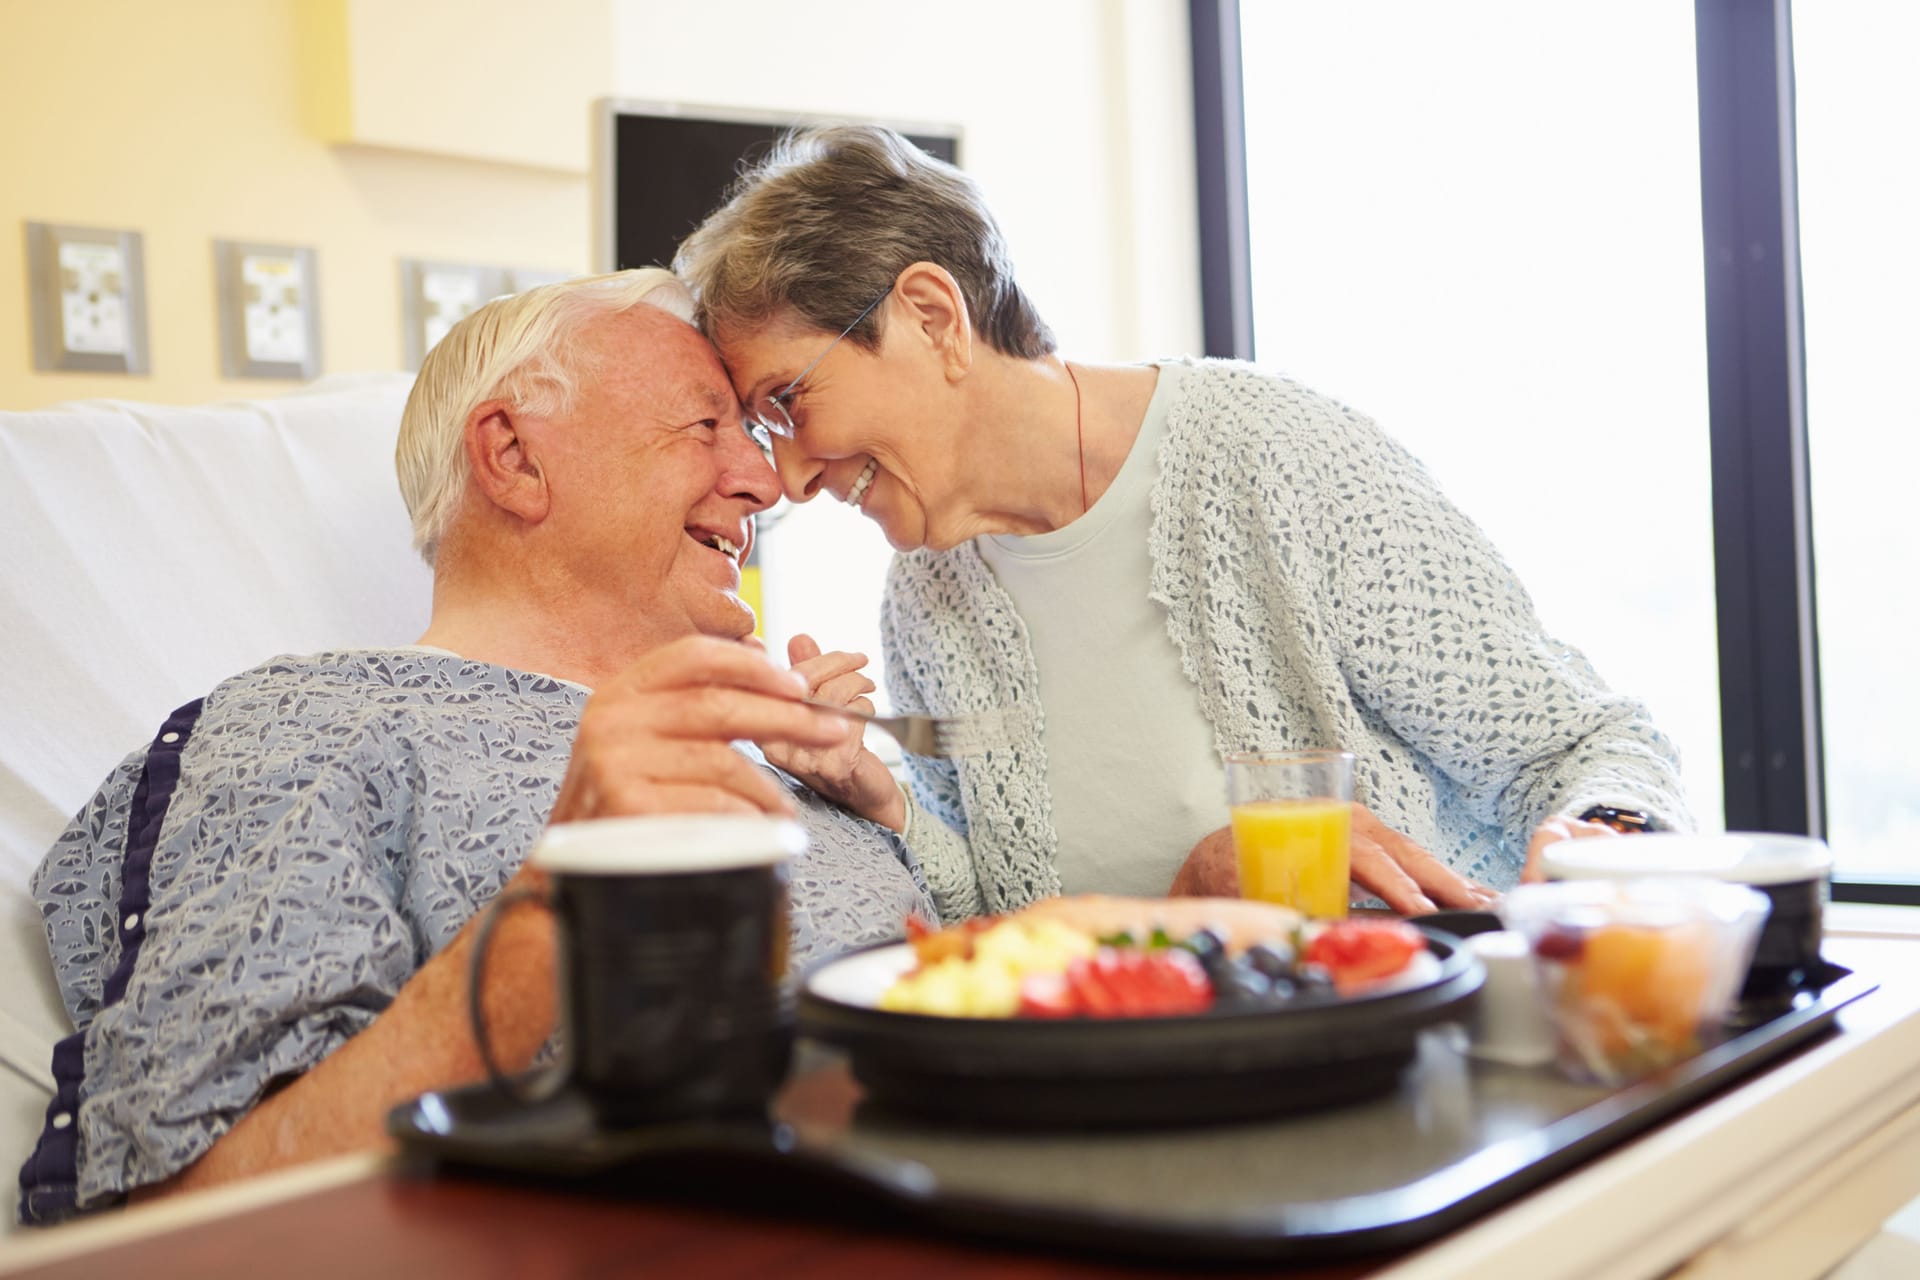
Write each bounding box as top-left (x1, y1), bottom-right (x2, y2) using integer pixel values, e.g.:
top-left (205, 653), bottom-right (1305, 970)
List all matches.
top-left (18, 270), bottom-right (929, 1224)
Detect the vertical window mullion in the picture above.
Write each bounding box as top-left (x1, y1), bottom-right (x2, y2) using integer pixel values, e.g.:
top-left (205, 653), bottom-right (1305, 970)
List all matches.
top-left (1694, 0), bottom-right (1824, 837)
top-left (1189, 0), bottom-right (1254, 361)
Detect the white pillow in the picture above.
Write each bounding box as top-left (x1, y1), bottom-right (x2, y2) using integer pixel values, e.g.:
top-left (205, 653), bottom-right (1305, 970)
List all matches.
top-left (0, 373), bottom-right (429, 880)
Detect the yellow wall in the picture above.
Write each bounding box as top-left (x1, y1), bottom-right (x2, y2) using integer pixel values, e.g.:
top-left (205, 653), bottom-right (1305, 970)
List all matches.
top-left (333, 0), bottom-right (612, 173)
top-left (0, 0), bottom-right (593, 410)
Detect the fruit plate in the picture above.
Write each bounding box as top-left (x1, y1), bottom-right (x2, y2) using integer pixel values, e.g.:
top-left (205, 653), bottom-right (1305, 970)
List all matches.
top-left (796, 927), bottom-right (1484, 1127)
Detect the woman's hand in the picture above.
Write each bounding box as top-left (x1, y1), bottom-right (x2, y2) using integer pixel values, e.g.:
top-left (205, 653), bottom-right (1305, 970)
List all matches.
top-left (1348, 805), bottom-right (1497, 913)
top-left (757, 634), bottom-right (908, 833)
top-left (1521, 814), bottom-right (1618, 883)
top-left (1167, 805), bottom-right (1497, 914)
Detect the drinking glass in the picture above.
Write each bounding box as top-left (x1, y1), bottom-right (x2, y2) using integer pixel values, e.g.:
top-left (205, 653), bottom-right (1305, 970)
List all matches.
top-left (1226, 750), bottom-right (1355, 918)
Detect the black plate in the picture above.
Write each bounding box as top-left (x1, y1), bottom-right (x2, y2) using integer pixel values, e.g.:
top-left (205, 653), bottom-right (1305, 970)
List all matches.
top-left (388, 962), bottom-right (1875, 1265)
top-left (797, 928), bottom-right (1483, 1127)
top-left (1410, 908), bottom-right (1505, 938)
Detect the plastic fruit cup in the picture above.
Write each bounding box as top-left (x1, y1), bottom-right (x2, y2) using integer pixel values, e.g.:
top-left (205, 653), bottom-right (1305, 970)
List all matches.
top-left (1499, 878), bottom-right (1770, 1085)
top-left (1540, 832), bottom-right (1832, 1012)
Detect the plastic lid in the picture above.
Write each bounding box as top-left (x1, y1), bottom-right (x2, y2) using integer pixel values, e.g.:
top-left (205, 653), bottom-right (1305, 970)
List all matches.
top-left (533, 815), bottom-right (806, 875)
top-left (1541, 831), bottom-right (1832, 887)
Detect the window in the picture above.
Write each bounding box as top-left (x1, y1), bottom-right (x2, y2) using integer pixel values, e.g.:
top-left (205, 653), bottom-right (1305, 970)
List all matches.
top-left (1236, 1), bottom-right (1725, 829)
top-left (1793, 3), bottom-right (1920, 881)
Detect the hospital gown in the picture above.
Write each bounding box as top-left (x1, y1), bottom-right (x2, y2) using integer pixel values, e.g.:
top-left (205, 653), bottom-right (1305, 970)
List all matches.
top-left (17, 649), bottom-right (932, 1223)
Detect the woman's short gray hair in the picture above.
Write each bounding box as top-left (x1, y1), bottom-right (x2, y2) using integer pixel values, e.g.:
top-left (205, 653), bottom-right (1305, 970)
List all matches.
top-left (395, 267), bottom-right (693, 565)
top-left (672, 125), bottom-right (1054, 359)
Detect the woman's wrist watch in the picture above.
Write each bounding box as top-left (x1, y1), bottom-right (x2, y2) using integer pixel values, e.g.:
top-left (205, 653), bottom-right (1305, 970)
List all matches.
top-left (1578, 804), bottom-right (1655, 834)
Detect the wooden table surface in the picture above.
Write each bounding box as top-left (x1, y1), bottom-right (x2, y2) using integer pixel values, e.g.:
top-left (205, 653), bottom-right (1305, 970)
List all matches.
top-left (1, 1054), bottom-right (1393, 1280)
top-left (9, 1170), bottom-right (1362, 1280)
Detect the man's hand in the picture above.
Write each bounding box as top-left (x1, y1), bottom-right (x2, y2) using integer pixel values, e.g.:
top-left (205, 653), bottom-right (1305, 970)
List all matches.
top-left (548, 635), bottom-right (846, 824)
top-left (758, 634), bottom-right (907, 833)
top-left (1167, 806), bottom-right (1497, 915)
top-left (1521, 814), bottom-right (1618, 883)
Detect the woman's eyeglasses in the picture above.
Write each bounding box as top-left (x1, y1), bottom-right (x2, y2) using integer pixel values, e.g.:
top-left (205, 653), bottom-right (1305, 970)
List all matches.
top-left (746, 291), bottom-right (889, 444)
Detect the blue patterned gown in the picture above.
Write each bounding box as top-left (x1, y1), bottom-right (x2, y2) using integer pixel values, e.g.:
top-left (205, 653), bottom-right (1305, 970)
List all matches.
top-left (18, 649), bottom-right (933, 1223)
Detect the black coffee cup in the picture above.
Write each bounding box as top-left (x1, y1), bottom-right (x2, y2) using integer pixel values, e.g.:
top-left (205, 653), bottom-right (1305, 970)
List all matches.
top-left (470, 815), bottom-right (806, 1127)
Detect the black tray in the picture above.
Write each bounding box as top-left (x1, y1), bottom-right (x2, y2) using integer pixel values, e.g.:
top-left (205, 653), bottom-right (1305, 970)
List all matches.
top-left (389, 967), bottom-right (1873, 1266)
top-left (389, 961), bottom-right (1874, 1264)
top-left (798, 927), bottom-right (1483, 1127)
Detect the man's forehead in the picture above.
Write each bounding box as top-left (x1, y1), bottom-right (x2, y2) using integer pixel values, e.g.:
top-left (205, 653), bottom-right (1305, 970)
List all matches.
top-left (592, 308), bottom-right (737, 414)
top-left (662, 372), bottom-right (736, 416)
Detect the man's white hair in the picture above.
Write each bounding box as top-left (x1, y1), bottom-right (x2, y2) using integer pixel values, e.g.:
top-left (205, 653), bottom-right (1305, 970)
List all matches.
top-left (395, 267), bottom-right (696, 565)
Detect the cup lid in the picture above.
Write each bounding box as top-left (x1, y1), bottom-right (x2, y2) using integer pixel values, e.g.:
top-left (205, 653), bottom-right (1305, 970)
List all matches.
top-left (533, 815), bottom-right (807, 876)
top-left (1541, 831), bottom-right (1832, 887)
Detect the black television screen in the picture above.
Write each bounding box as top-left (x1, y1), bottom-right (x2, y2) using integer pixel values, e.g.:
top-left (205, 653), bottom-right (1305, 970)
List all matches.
top-left (594, 103), bottom-right (961, 273)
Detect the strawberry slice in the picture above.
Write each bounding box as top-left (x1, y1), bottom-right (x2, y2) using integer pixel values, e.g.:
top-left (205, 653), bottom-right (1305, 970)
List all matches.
top-left (1075, 953), bottom-right (1128, 1016)
top-left (1021, 949), bottom-right (1214, 1018)
top-left (1304, 920), bottom-right (1426, 992)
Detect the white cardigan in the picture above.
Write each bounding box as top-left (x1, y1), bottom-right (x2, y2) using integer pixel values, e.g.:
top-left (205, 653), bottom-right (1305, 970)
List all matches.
top-left (883, 359), bottom-right (1692, 922)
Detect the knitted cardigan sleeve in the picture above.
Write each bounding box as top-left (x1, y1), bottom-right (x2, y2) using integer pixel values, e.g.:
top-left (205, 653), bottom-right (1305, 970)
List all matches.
top-left (1150, 361), bottom-right (1691, 884)
top-left (881, 557), bottom-right (989, 921)
top-left (1291, 406), bottom-right (1693, 845)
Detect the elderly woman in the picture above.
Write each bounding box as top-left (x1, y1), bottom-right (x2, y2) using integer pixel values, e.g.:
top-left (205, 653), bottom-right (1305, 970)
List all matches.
top-left (675, 126), bottom-right (1690, 922)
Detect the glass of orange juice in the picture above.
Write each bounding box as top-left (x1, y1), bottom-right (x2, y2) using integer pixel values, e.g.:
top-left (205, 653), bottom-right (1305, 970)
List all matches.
top-left (1225, 750), bottom-right (1355, 918)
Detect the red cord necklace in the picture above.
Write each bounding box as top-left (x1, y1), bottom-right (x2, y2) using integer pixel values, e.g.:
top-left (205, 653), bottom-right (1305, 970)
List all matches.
top-left (1064, 360), bottom-right (1088, 515)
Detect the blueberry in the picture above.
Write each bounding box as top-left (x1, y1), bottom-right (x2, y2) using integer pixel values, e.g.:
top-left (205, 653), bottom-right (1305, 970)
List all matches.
top-left (1213, 966), bottom-right (1273, 1007)
top-left (1183, 927), bottom-right (1226, 962)
top-left (1244, 942), bottom-right (1296, 980)
top-left (1294, 963), bottom-right (1335, 994)
top-left (1183, 928), bottom-right (1233, 981)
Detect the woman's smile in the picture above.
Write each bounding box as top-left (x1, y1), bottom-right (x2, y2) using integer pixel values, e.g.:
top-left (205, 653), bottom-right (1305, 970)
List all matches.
top-left (845, 457), bottom-right (879, 508)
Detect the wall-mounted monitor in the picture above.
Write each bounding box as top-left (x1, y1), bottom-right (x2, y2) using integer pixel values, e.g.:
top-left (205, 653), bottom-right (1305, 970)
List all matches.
top-left (592, 100), bottom-right (962, 274)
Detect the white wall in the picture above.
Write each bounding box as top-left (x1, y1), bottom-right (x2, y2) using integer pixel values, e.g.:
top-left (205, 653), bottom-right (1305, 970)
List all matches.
top-left (612, 0), bottom-right (1201, 363)
top-left (611, 0), bottom-right (1205, 696)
